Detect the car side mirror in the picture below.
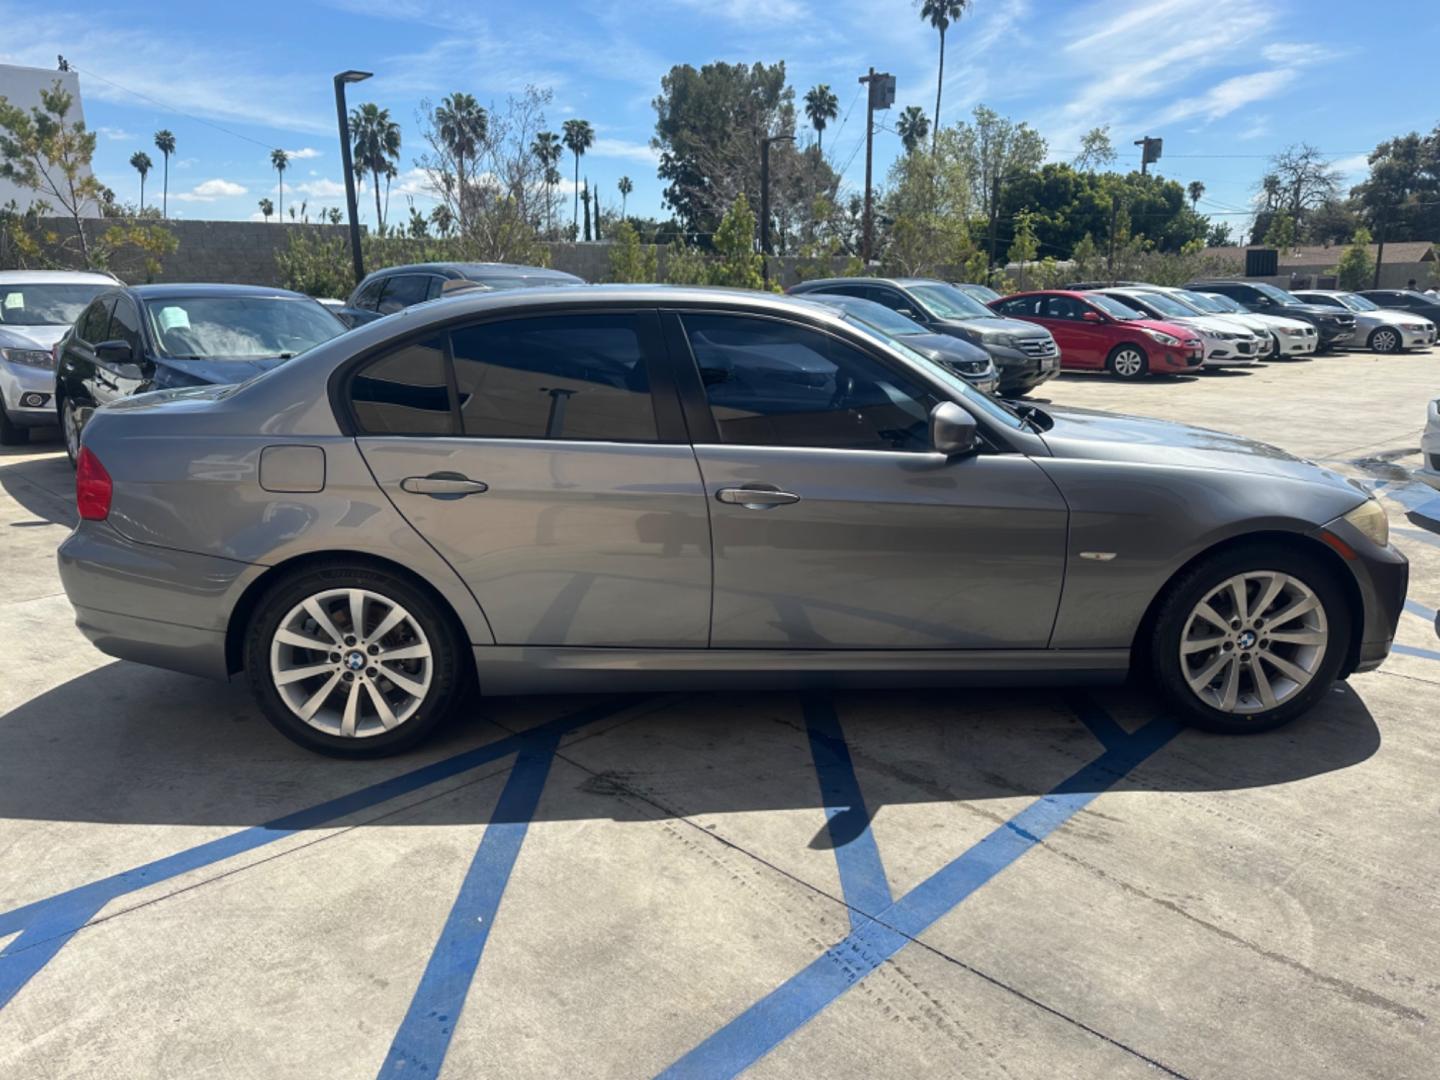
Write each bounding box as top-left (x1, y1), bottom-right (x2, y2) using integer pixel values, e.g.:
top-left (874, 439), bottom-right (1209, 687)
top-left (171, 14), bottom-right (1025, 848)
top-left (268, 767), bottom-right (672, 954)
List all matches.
top-left (897, 307), bottom-right (920, 319)
top-left (94, 339), bottom-right (134, 364)
top-left (930, 401), bottom-right (978, 457)
top-left (1081, 310), bottom-right (1103, 323)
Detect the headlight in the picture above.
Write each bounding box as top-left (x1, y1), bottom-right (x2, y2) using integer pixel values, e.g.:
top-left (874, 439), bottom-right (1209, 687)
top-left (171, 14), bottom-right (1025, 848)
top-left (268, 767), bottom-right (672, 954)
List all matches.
top-left (1402, 323), bottom-right (1425, 331)
top-left (0, 347), bottom-right (55, 369)
top-left (1142, 328), bottom-right (1180, 346)
top-left (1281, 328), bottom-right (1304, 336)
top-left (1342, 499), bottom-right (1389, 548)
top-left (982, 333), bottom-right (1019, 349)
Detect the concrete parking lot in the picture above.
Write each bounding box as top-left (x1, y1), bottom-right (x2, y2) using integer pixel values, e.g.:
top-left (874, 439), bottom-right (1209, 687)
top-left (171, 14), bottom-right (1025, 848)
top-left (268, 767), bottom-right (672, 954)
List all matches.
top-left (1, 346), bottom-right (1437, 1079)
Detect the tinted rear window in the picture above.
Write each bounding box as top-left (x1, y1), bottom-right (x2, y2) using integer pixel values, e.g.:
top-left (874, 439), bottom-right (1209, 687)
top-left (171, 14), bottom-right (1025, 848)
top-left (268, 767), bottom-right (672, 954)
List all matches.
top-left (351, 337), bottom-right (454, 435)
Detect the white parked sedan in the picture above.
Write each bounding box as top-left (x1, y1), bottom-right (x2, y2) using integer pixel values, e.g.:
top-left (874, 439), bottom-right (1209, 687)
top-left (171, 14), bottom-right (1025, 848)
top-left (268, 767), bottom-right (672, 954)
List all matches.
top-left (1422, 397), bottom-right (1440, 491)
top-left (1097, 288), bottom-right (1262, 367)
top-left (0, 269), bottom-right (118, 444)
top-left (1193, 290), bottom-right (1319, 357)
top-left (1293, 290), bottom-right (1438, 353)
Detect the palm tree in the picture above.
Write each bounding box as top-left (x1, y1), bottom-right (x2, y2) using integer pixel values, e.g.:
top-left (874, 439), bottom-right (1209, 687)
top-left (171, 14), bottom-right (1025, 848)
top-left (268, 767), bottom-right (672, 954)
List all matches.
top-left (270, 148), bottom-right (289, 222)
top-left (804, 85), bottom-right (839, 151)
top-left (129, 151), bottom-right (152, 212)
top-left (1187, 180), bottom-right (1206, 210)
top-left (435, 92), bottom-right (487, 229)
top-left (618, 175), bottom-right (633, 222)
top-left (896, 106), bottom-right (930, 155)
top-left (562, 119), bottom-right (594, 238)
top-left (349, 103), bottom-right (401, 233)
top-left (153, 130), bottom-right (175, 218)
top-left (531, 131), bottom-right (563, 235)
top-left (919, 1), bottom-right (971, 150)
top-left (258, 197), bottom-right (274, 222)
top-left (429, 203), bottom-right (455, 238)
top-left (326, 206), bottom-right (343, 225)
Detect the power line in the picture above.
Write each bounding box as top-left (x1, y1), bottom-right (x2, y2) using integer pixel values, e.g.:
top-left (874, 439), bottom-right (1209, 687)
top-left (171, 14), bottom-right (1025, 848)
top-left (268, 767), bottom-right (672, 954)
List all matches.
top-left (72, 64), bottom-right (283, 152)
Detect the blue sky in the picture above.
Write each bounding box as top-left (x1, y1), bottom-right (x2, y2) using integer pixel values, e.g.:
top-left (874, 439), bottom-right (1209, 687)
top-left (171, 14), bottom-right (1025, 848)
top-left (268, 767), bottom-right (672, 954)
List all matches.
top-left (3, 0), bottom-right (1437, 236)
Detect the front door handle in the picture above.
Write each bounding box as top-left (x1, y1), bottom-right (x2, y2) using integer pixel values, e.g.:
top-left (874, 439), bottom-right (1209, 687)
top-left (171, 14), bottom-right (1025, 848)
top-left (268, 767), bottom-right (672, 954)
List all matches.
top-left (716, 486), bottom-right (801, 510)
top-left (400, 472), bottom-right (489, 499)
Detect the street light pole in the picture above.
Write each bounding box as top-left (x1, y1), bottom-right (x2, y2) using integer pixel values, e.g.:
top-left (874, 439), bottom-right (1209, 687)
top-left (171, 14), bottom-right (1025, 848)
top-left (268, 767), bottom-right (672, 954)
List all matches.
top-left (334, 69), bottom-right (372, 286)
top-left (760, 134), bottom-right (795, 290)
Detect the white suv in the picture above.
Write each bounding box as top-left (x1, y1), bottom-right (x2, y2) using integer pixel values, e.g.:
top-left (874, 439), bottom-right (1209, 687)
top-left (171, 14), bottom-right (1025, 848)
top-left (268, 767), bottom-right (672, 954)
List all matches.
top-left (0, 270), bottom-right (117, 445)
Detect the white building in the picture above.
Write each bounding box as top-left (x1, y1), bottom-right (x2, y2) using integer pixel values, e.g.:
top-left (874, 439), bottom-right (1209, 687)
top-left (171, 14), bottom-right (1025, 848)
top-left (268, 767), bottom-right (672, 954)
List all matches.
top-left (0, 63), bottom-right (101, 218)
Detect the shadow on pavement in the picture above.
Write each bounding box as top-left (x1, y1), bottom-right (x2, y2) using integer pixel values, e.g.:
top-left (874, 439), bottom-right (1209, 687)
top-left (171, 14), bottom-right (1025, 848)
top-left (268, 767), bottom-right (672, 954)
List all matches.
top-left (0, 660), bottom-right (1382, 829)
top-left (0, 454), bottom-right (76, 528)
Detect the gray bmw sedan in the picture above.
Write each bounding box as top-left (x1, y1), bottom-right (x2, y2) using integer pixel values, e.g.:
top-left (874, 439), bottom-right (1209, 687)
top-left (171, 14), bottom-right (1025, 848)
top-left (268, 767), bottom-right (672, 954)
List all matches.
top-left (57, 287), bottom-right (1407, 756)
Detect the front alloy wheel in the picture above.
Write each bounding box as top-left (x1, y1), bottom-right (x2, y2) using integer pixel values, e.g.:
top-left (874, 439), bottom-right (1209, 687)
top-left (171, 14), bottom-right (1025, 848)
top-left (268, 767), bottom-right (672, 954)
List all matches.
top-left (1109, 346), bottom-right (1148, 379)
top-left (1368, 327), bottom-right (1401, 354)
top-left (1179, 571), bottom-right (1327, 715)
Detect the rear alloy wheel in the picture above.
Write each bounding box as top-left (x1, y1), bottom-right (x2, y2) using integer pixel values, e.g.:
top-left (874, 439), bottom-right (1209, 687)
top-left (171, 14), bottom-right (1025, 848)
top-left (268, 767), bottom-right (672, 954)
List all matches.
top-left (1151, 545), bottom-right (1350, 733)
top-left (1107, 345), bottom-right (1149, 379)
top-left (1368, 327), bottom-right (1401, 354)
top-left (246, 568), bottom-right (464, 756)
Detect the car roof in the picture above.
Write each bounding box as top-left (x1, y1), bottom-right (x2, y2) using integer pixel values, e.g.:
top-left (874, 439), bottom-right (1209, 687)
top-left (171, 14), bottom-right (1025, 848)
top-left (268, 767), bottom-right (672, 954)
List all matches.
top-left (128, 283), bottom-right (318, 300)
top-left (364, 262), bottom-right (584, 282)
top-left (0, 269), bottom-right (119, 285)
top-left (793, 276), bottom-right (944, 290)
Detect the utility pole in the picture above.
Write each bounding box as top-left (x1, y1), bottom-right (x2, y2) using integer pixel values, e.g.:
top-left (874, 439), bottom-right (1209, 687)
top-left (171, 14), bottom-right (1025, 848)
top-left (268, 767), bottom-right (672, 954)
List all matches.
top-left (1107, 193), bottom-right (1120, 282)
top-left (1373, 211), bottom-right (1387, 289)
top-left (1134, 136), bottom-right (1163, 176)
top-left (760, 134), bottom-right (795, 290)
top-left (986, 172), bottom-right (1002, 283)
top-left (858, 68), bottom-right (895, 265)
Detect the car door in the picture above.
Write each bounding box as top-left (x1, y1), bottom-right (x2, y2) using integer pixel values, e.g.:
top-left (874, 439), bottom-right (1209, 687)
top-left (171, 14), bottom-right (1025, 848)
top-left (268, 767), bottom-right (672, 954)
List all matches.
top-left (352, 309), bottom-right (712, 647)
top-left (63, 295), bottom-right (116, 407)
top-left (866, 284), bottom-right (931, 325)
top-left (1020, 295), bottom-right (1106, 368)
top-left (93, 295), bottom-right (154, 405)
top-left (672, 310), bottom-right (1067, 649)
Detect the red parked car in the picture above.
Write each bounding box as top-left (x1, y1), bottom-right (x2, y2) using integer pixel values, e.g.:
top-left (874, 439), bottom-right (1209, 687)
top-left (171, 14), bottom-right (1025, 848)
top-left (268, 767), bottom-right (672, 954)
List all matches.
top-left (990, 290), bottom-right (1203, 379)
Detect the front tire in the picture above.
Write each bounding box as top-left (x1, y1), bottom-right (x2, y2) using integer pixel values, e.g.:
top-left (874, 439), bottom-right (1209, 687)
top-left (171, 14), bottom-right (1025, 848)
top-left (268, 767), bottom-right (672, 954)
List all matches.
top-left (244, 565), bottom-right (466, 757)
top-left (0, 401), bottom-right (29, 446)
top-left (1150, 543), bottom-right (1351, 733)
top-left (1107, 344), bottom-right (1149, 380)
top-left (1368, 327), bottom-right (1402, 354)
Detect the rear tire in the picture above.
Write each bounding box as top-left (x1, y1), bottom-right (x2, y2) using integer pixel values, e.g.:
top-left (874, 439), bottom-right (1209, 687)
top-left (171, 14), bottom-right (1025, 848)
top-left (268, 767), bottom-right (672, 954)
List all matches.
top-left (1149, 542), bottom-right (1351, 734)
top-left (0, 401), bottom-right (30, 446)
top-left (244, 565), bottom-right (467, 757)
top-left (1107, 344), bottom-right (1149, 380)
top-left (60, 395), bottom-right (84, 467)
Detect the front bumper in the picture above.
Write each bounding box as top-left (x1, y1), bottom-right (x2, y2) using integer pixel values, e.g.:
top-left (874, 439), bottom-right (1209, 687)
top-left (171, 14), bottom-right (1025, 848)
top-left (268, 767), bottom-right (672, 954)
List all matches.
top-left (1153, 346), bottom-right (1205, 373)
top-left (57, 519), bottom-right (260, 680)
top-left (1397, 326), bottom-right (1435, 349)
top-left (1314, 518), bottom-right (1409, 675)
top-left (1274, 332), bottom-right (1318, 356)
top-left (989, 343), bottom-right (1060, 393)
top-left (0, 358), bottom-right (57, 427)
top-left (1421, 417), bottom-right (1440, 491)
top-left (1316, 323), bottom-right (1355, 348)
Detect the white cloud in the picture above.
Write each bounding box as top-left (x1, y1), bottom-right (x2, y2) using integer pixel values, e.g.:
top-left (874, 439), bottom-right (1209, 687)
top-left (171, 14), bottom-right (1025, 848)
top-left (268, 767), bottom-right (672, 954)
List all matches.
top-left (589, 138), bottom-right (659, 165)
top-left (171, 178), bottom-right (248, 202)
top-left (285, 147), bottom-right (322, 160)
top-left (1261, 42), bottom-right (1341, 65)
top-left (294, 178), bottom-right (348, 198)
top-left (97, 126), bottom-right (133, 142)
top-left (1152, 70), bottom-right (1297, 126)
top-left (668, 0), bottom-right (807, 24)
top-left (1330, 153), bottom-right (1370, 178)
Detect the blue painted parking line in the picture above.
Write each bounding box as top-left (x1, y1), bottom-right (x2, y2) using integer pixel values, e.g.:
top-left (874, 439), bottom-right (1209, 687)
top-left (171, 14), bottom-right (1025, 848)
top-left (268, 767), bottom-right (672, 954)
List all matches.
top-left (803, 697), bottom-right (891, 930)
top-left (1404, 599), bottom-right (1437, 624)
top-left (1393, 643), bottom-right (1440, 663)
top-left (657, 705), bottom-right (1181, 1080)
top-left (378, 730), bottom-right (560, 1079)
top-left (0, 697), bottom-right (642, 1011)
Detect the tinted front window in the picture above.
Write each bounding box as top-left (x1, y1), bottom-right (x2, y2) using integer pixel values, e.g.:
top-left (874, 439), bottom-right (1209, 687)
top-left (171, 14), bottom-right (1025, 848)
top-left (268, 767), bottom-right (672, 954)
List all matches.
top-left (351, 337), bottom-right (454, 435)
top-left (1121, 292), bottom-right (1190, 317)
top-left (378, 275), bottom-right (432, 314)
top-left (0, 283), bottom-right (108, 327)
top-left (1338, 293), bottom-right (1378, 311)
top-left (1253, 283), bottom-right (1300, 305)
top-left (1172, 289), bottom-right (1224, 313)
top-left (1041, 295), bottom-right (1090, 320)
top-left (993, 296), bottom-right (1041, 316)
top-left (144, 296), bottom-right (343, 359)
top-left (451, 314), bottom-right (658, 441)
top-left (78, 298), bottom-right (115, 343)
top-left (682, 314), bottom-right (934, 452)
top-left (353, 278), bottom-right (386, 311)
top-left (108, 298), bottom-right (144, 355)
top-left (1088, 294), bottom-right (1144, 319)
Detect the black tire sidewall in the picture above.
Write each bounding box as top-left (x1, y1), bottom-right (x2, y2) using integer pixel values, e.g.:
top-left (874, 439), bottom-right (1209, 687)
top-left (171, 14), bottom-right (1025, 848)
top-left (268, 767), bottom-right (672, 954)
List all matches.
top-left (1151, 543), bottom-right (1352, 734)
top-left (0, 399), bottom-right (29, 446)
top-left (244, 566), bottom-right (465, 757)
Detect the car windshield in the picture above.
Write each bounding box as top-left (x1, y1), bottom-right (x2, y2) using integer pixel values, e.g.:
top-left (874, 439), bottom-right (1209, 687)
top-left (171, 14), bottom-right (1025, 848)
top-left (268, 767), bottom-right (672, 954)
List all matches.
top-left (1089, 294), bottom-right (1146, 320)
top-left (1253, 282), bottom-right (1303, 306)
top-left (908, 283), bottom-right (998, 320)
top-left (1336, 293), bottom-right (1378, 312)
top-left (1172, 289), bottom-right (1224, 313)
top-left (144, 296), bottom-right (344, 360)
top-left (810, 295), bottom-right (926, 337)
top-left (0, 282), bottom-right (109, 327)
top-left (1122, 291), bottom-right (1192, 317)
top-left (844, 317), bottom-right (1025, 431)
top-left (954, 282), bottom-right (1001, 302)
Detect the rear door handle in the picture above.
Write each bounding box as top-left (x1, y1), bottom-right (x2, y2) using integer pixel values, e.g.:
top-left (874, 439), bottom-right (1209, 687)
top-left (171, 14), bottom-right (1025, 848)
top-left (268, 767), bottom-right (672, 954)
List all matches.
top-left (716, 486), bottom-right (801, 510)
top-left (400, 472), bottom-right (489, 499)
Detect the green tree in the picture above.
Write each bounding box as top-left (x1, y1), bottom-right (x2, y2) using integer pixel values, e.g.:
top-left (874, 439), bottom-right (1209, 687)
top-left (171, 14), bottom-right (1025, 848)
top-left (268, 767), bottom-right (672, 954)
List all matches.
top-left (1334, 227), bottom-right (1375, 290)
top-left (661, 237), bottom-right (710, 285)
top-left (710, 192), bottom-right (763, 288)
top-left (1263, 211), bottom-right (1296, 251)
top-left (325, 206), bottom-right (343, 225)
top-left (270, 148), bottom-right (288, 222)
top-left (1007, 207), bottom-right (1039, 287)
top-left (879, 126), bottom-right (973, 276)
top-left (581, 180), bottom-right (592, 242)
top-left (0, 81), bottom-right (104, 263)
top-left (435, 92), bottom-right (488, 231)
top-left (1072, 126), bottom-right (1116, 172)
top-left (129, 151), bottom-right (152, 212)
top-left (562, 118), bottom-right (594, 239)
top-left (608, 219), bottom-right (658, 282)
top-left (896, 106), bottom-right (930, 155)
top-left (258, 197), bottom-right (274, 222)
top-left (803, 84), bottom-right (838, 151)
top-left (618, 175), bottom-right (633, 221)
top-left (531, 130), bottom-right (562, 235)
top-left (954, 105), bottom-right (1047, 227)
top-left (918, 1), bottom-right (971, 151)
top-left (349, 104), bottom-right (400, 232)
top-left (1187, 180), bottom-right (1205, 210)
top-left (428, 203), bottom-right (454, 237)
top-left (153, 129), bottom-right (175, 218)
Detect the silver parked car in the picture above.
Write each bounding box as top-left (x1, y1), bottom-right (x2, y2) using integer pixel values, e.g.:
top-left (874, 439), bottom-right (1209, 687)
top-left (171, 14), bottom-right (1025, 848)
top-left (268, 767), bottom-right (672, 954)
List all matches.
top-left (58, 287), bottom-right (1408, 756)
top-left (1292, 290), bottom-right (1438, 353)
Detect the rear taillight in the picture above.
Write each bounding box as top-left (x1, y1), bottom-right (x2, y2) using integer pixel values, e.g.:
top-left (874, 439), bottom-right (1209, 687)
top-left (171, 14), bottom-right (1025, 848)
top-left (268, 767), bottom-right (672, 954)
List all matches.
top-left (76, 447), bottom-right (112, 521)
